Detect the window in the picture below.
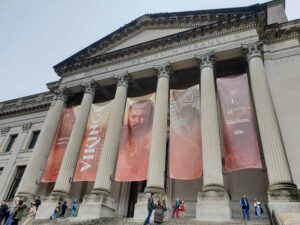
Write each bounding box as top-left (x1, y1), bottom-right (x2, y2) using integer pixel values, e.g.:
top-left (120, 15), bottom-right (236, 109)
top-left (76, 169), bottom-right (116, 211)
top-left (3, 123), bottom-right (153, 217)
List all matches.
top-left (0, 167), bottom-right (3, 176)
top-left (5, 134), bottom-right (18, 152)
top-left (6, 166), bottom-right (26, 201)
top-left (28, 131), bottom-right (40, 149)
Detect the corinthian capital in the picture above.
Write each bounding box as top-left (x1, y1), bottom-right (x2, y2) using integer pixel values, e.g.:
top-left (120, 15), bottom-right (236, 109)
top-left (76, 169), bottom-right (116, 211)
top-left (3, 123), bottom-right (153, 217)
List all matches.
top-left (153, 63), bottom-right (172, 79)
top-left (114, 72), bottom-right (129, 88)
top-left (196, 52), bottom-right (215, 70)
top-left (243, 42), bottom-right (263, 61)
top-left (83, 80), bottom-right (98, 95)
top-left (53, 87), bottom-right (70, 102)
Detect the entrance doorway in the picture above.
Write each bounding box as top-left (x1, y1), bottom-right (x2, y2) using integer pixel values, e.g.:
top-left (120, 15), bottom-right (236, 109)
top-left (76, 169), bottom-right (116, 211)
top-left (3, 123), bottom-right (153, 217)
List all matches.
top-left (127, 181), bottom-right (146, 217)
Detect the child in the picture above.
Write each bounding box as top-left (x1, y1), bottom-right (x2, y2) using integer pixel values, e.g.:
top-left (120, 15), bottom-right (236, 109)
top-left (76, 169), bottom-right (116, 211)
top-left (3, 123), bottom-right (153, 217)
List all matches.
top-left (179, 200), bottom-right (185, 218)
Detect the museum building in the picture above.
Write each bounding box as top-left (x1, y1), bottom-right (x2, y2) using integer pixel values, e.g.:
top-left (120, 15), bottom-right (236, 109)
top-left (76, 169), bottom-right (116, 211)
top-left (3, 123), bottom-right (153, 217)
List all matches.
top-left (0, 0), bottom-right (300, 222)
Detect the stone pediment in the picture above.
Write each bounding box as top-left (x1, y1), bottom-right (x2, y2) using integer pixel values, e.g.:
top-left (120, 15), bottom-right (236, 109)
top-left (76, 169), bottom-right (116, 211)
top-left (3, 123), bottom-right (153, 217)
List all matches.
top-left (54, 3), bottom-right (268, 76)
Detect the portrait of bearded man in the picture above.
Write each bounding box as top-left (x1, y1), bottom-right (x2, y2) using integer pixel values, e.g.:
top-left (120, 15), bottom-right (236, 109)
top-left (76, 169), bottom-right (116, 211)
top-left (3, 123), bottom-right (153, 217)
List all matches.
top-left (115, 98), bottom-right (154, 181)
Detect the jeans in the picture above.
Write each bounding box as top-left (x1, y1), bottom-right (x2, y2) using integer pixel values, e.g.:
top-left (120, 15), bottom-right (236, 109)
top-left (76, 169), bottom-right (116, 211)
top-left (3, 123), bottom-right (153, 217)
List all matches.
top-left (242, 208), bottom-right (250, 220)
top-left (144, 208), bottom-right (153, 225)
top-left (256, 207), bottom-right (262, 220)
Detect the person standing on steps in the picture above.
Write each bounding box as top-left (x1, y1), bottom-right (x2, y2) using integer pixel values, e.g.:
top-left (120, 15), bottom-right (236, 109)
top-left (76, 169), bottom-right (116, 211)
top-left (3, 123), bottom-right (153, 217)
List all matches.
top-left (240, 194), bottom-right (250, 220)
top-left (154, 198), bottom-right (167, 225)
top-left (172, 198), bottom-right (180, 219)
top-left (254, 198), bottom-right (263, 221)
top-left (144, 193), bottom-right (154, 225)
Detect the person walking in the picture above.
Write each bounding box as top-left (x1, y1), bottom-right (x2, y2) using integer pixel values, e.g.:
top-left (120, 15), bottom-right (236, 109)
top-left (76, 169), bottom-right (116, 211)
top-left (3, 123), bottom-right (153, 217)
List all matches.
top-left (50, 203), bottom-right (60, 220)
top-left (34, 196), bottom-right (41, 210)
top-left (21, 202), bottom-right (36, 225)
top-left (254, 198), bottom-right (263, 221)
top-left (71, 200), bottom-right (78, 217)
top-left (0, 201), bottom-right (8, 225)
top-left (153, 199), bottom-right (166, 225)
top-left (240, 194), bottom-right (250, 220)
top-left (144, 193), bottom-right (154, 225)
top-left (11, 199), bottom-right (26, 225)
top-left (59, 201), bottom-right (67, 217)
top-left (171, 198), bottom-right (180, 219)
top-left (5, 197), bottom-right (20, 225)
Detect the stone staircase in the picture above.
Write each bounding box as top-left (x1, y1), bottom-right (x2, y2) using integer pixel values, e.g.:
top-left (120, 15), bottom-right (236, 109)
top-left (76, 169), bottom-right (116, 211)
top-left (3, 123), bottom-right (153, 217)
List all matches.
top-left (33, 217), bottom-right (271, 225)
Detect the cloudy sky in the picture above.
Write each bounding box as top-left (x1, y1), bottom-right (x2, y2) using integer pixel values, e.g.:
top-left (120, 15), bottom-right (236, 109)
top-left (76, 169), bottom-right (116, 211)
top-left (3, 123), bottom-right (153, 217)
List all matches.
top-left (0, 0), bottom-right (298, 102)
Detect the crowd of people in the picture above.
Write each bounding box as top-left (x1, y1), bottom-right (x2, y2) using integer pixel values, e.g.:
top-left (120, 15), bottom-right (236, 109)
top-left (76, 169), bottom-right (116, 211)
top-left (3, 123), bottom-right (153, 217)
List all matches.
top-left (0, 196), bottom-right (79, 225)
top-left (144, 193), bottom-right (264, 224)
top-left (0, 196), bottom-right (40, 225)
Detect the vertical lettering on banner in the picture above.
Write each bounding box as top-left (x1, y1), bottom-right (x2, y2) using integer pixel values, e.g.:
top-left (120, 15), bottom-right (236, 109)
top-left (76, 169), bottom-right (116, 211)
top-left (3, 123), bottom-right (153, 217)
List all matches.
top-left (73, 102), bottom-right (111, 182)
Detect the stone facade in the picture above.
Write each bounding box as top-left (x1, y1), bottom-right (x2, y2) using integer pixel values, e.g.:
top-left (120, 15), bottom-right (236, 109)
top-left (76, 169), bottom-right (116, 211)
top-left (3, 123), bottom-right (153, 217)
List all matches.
top-left (1, 1), bottom-right (300, 223)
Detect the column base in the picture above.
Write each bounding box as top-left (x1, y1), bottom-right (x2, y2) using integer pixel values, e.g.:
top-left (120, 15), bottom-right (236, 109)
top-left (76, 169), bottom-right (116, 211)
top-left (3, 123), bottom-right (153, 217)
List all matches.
top-left (35, 191), bottom-right (71, 220)
top-left (268, 183), bottom-right (300, 202)
top-left (77, 191), bottom-right (115, 219)
top-left (144, 186), bottom-right (165, 194)
top-left (196, 184), bottom-right (232, 221)
top-left (133, 192), bottom-right (171, 221)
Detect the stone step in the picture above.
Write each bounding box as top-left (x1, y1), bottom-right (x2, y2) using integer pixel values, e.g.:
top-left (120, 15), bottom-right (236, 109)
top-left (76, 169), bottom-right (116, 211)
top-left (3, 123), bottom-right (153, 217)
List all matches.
top-left (33, 217), bottom-right (271, 225)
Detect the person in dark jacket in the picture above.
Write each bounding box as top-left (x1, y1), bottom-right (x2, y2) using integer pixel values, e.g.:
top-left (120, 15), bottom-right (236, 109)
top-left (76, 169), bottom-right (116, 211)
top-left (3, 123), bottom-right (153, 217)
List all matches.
top-left (12, 199), bottom-right (26, 225)
top-left (240, 194), bottom-right (250, 220)
top-left (0, 201), bottom-right (8, 224)
top-left (34, 196), bottom-right (41, 209)
top-left (59, 201), bottom-right (67, 217)
top-left (154, 198), bottom-right (166, 225)
top-left (144, 193), bottom-right (154, 225)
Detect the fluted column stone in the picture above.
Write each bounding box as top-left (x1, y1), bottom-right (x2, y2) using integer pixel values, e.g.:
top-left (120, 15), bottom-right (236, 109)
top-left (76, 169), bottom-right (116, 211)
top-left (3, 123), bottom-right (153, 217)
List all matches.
top-left (243, 42), bottom-right (298, 201)
top-left (16, 88), bottom-right (68, 202)
top-left (145, 63), bottom-right (170, 194)
top-left (51, 81), bottom-right (97, 197)
top-left (93, 73), bottom-right (129, 194)
top-left (77, 74), bottom-right (128, 219)
top-left (195, 52), bottom-right (231, 221)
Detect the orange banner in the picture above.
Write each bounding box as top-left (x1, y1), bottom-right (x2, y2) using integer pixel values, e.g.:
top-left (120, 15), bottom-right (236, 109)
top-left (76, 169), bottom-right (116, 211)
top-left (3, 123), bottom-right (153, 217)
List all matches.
top-left (169, 86), bottom-right (202, 180)
top-left (114, 94), bottom-right (155, 182)
top-left (73, 102), bottom-right (111, 181)
top-left (42, 107), bottom-right (77, 183)
top-left (217, 74), bottom-right (262, 172)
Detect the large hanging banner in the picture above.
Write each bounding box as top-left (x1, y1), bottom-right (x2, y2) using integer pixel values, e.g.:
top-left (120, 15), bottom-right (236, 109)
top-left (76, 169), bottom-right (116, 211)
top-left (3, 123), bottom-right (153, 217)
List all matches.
top-left (41, 107), bottom-right (77, 183)
top-left (115, 94), bottom-right (155, 182)
top-left (73, 102), bottom-right (111, 181)
top-left (169, 85), bottom-right (202, 180)
top-left (217, 74), bottom-right (262, 172)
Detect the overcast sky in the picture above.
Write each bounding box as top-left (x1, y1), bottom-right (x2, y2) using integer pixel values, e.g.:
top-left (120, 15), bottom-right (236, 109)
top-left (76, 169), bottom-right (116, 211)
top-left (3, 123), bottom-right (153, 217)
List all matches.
top-left (0, 0), bottom-right (298, 102)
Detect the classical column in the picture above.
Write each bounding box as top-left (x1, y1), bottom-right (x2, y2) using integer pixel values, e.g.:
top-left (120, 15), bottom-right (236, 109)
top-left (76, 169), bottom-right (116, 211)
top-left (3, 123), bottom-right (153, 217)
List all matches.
top-left (243, 42), bottom-right (298, 201)
top-left (77, 73), bottom-right (128, 219)
top-left (51, 80), bottom-right (97, 197)
top-left (145, 63), bottom-right (170, 194)
top-left (16, 88), bottom-right (68, 202)
top-left (195, 52), bottom-right (231, 221)
top-left (92, 73), bottom-right (128, 194)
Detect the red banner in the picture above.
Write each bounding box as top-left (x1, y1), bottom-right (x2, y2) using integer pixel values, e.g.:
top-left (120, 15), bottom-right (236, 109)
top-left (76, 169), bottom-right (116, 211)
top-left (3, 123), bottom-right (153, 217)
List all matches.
top-left (73, 102), bottom-right (111, 181)
top-left (42, 107), bottom-right (77, 182)
top-left (217, 74), bottom-right (262, 172)
top-left (169, 85), bottom-right (202, 180)
top-left (114, 94), bottom-right (155, 182)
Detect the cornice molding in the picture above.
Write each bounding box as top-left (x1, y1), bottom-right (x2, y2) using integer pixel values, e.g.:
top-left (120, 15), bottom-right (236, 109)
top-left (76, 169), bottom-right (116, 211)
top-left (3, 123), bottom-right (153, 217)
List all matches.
top-left (262, 20), bottom-right (300, 44)
top-left (56, 15), bottom-right (258, 76)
